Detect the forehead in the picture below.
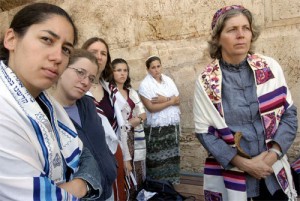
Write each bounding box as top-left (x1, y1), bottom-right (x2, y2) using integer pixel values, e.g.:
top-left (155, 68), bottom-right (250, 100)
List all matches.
top-left (87, 41), bottom-right (107, 51)
top-left (224, 14), bottom-right (250, 27)
top-left (149, 60), bottom-right (161, 66)
top-left (71, 58), bottom-right (98, 73)
top-left (26, 15), bottom-right (74, 45)
top-left (114, 63), bottom-right (128, 69)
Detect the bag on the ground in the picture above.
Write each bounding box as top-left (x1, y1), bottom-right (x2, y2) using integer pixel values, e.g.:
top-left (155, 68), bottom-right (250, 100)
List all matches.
top-left (141, 178), bottom-right (194, 201)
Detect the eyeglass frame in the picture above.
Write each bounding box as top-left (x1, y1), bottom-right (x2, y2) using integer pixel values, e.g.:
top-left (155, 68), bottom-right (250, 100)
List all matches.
top-left (68, 67), bottom-right (97, 84)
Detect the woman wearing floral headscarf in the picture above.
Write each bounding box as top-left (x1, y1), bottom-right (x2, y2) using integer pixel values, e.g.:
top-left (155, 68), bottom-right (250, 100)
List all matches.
top-left (193, 5), bottom-right (297, 201)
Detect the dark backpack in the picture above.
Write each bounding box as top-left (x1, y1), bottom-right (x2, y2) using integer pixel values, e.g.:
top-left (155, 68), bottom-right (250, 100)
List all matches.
top-left (142, 178), bottom-right (195, 201)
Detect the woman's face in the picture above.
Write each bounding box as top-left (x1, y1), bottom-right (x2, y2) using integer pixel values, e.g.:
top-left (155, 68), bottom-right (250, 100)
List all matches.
top-left (4, 15), bottom-right (74, 97)
top-left (58, 57), bottom-right (97, 103)
top-left (86, 41), bottom-right (108, 74)
top-left (218, 14), bottom-right (252, 63)
top-left (113, 63), bottom-right (128, 86)
top-left (147, 60), bottom-right (162, 81)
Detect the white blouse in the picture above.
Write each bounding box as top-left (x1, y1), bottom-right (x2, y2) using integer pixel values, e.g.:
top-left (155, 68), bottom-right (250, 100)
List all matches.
top-left (139, 74), bottom-right (181, 127)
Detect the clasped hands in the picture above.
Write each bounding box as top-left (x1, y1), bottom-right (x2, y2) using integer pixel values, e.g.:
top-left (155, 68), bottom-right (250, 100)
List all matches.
top-left (232, 150), bottom-right (278, 180)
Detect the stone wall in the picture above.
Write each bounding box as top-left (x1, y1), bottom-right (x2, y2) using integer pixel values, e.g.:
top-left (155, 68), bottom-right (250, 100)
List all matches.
top-left (1, 0), bottom-right (300, 173)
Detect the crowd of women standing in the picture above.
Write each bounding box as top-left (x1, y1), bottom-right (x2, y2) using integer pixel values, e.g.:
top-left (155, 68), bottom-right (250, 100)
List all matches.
top-left (0, 3), bottom-right (181, 200)
top-left (0, 2), bottom-right (298, 201)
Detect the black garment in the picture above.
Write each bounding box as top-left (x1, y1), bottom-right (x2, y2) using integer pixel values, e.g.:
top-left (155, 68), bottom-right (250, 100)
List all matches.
top-left (249, 179), bottom-right (288, 201)
top-left (72, 96), bottom-right (118, 200)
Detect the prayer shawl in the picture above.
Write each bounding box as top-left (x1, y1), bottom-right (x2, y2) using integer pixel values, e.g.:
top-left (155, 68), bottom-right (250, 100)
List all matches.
top-left (86, 91), bottom-right (118, 155)
top-left (138, 73), bottom-right (180, 127)
top-left (0, 61), bottom-right (82, 200)
top-left (193, 54), bottom-right (297, 201)
top-left (115, 87), bottom-right (146, 162)
top-left (100, 80), bottom-right (131, 161)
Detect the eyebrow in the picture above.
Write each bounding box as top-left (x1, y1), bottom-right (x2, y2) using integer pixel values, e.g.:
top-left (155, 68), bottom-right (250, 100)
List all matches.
top-left (42, 30), bottom-right (74, 48)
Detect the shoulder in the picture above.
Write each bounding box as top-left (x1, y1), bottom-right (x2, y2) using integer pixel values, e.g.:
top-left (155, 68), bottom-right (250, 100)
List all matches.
top-left (251, 53), bottom-right (281, 67)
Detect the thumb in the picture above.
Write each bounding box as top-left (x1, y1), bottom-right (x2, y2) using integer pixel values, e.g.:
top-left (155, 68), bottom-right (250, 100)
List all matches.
top-left (258, 151), bottom-right (269, 159)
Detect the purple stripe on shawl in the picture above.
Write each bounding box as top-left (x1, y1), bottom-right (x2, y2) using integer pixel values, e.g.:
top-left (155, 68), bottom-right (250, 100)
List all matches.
top-left (224, 180), bottom-right (246, 191)
top-left (204, 157), bottom-right (223, 176)
top-left (291, 158), bottom-right (300, 173)
top-left (208, 126), bottom-right (234, 144)
top-left (223, 170), bottom-right (246, 191)
top-left (204, 168), bottom-right (222, 176)
top-left (258, 86), bottom-right (289, 113)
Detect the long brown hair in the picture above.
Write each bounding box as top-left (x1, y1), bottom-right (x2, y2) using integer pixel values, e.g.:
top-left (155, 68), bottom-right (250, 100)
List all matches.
top-left (81, 37), bottom-right (113, 82)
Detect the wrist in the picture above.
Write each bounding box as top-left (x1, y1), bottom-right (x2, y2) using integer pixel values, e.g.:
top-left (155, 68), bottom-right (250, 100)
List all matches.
top-left (269, 148), bottom-right (283, 160)
top-left (138, 116), bottom-right (144, 124)
top-left (166, 97), bottom-right (171, 102)
top-left (82, 180), bottom-right (92, 198)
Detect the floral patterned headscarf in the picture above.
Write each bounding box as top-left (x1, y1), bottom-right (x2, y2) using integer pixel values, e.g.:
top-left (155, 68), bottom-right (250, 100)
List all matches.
top-left (211, 5), bottom-right (244, 30)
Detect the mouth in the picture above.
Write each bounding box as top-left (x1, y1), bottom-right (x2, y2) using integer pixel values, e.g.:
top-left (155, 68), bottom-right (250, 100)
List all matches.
top-left (235, 43), bottom-right (246, 46)
top-left (76, 87), bottom-right (87, 93)
top-left (43, 67), bottom-right (59, 79)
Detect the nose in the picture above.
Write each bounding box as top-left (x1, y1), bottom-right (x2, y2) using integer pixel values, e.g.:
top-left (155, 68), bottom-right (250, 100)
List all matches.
top-left (49, 46), bottom-right (63, 64)
top-left (80, 76), bottom-right (90, 86)
top-left (95, 51), bottom-right (102, 60)
top-left (237, 28), bottom-right (245, 38)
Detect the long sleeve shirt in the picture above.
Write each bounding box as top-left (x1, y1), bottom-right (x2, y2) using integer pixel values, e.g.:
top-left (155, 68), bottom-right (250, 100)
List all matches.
top-left (197, 59), bottom-right (297, 197)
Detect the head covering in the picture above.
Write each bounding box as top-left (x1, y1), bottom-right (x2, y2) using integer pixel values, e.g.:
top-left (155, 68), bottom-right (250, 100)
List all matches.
top-left (211, 5), bottom-right (244, 30)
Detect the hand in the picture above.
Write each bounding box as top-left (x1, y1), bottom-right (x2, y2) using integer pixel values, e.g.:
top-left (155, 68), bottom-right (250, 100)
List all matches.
top-left (58, 178), bottom-right (87, 198)
top-left (151, 94), bottom-right (168, 104)
top-left (124, 160), bottom-right (132, 176)
top-left (245, 151), bottom-right (273, 179)
top-left (170, 96), bottom-right (180, 105)
top-left (128, 117), bottom-right (140, 128)
top-left (263, 151), bottom-right (278, 167)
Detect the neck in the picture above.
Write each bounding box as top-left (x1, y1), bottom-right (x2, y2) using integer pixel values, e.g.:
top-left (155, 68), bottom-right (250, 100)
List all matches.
top-left (154, 75), bottom-right (162, 83)
top-left (117, 83), bottom-right (124, 91)
top-left (52, 88), bottom-right (76, 107)
top-left (222, 54), bottom-right (247, 65)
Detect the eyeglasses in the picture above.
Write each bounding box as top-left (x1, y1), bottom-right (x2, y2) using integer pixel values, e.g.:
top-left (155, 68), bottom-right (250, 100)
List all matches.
top-left (68, 67), bottom-right (97, 84)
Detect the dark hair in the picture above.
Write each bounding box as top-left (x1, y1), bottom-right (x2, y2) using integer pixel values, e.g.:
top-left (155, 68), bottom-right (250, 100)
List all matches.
top-left (145, 56), bottom-right (161, 69)
top-left (69, 49), bottom-right (99, 74)
top-left (81, 37), bottom-right (113, 82)
top-left (111, 58), bottom-right (131, 89)
top-left (208, 7), bottom-right (260, 59)
top-left (0, 3), bottom-right (78, 60)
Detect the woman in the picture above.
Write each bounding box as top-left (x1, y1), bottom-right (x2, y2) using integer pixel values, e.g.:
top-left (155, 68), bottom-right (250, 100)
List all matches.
top-left (138, 55), bottom-right (181, 184)
top-left (193, 5), bottom-right (298, 201)
top-left (82, 37), bottom-right (129, 201)
top-left (52, 49), bottom-right (117, 200)
top-left (111, 58), bottom-right (147, 198)
top-left (0, 3), bottom-right (101, 200)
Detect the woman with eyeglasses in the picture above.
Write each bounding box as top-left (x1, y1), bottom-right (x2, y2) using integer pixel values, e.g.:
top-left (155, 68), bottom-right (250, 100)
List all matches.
top-left (52, 49), bottom-right (117, 201)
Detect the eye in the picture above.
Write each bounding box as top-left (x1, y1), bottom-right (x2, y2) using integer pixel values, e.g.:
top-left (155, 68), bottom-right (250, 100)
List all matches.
top-left (41, 37), bottom-right (53, 44)
top-left (77, 69), bottom-right (86, 77)
top-left (89, 76), bottom-right (96, 83)
top-left (62, 46), bottom-right (72, 56)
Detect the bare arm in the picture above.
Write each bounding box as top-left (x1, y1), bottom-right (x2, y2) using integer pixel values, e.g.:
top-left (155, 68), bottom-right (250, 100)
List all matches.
top-left (58, 178), bottom-right (87, 198)
top-left (140, 95), bottom-right (179, 113)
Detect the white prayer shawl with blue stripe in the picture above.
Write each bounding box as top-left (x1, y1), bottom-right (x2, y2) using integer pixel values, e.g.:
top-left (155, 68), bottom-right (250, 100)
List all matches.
top-left (193, 54), bottom-right (297, 201)
top-left (128, 88), bottom-right (146, 162)
top-left (0, 61), bottom-right (82, 200)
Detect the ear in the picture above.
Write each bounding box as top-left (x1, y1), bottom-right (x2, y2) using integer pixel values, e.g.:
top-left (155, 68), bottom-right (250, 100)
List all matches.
top-left (3, 28), bottom-right (17, 51)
